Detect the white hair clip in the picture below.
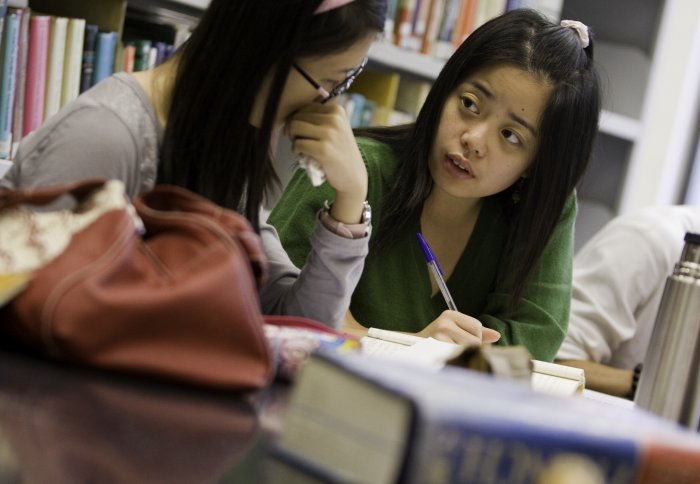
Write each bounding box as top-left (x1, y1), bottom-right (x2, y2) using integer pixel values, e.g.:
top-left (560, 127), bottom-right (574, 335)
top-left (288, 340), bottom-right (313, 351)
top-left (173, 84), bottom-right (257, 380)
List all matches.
top-left (560, 20), bottom-right (590, 49)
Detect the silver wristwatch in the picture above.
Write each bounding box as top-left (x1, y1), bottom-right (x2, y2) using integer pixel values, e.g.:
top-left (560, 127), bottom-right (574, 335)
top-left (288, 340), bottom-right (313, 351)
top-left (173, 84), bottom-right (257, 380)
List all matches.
top-left (323, 199), bottom-right (372, 226)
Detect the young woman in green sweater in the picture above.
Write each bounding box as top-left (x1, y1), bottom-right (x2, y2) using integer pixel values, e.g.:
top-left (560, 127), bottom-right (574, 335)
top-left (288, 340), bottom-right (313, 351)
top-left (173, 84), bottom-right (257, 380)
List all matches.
top-left (270, 9), bottom-right (602, 361)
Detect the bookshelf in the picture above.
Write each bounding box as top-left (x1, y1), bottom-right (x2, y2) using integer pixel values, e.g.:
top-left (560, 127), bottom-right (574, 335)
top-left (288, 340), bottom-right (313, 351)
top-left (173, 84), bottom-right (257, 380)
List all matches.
top-left (357, 0), bottom-right (700, 250)
top-left (3, 0), bottom-right (698, 234)
top-left (29, 0), bottom-right (126, 37)
top-left (370, 1), bottom-right (699, 213)
top-left (0, 0), bottom-right (203, 169)
top-left (562, 0), bottom-right (700, 214)
top-left (155, 0), bottom-right (700, 221)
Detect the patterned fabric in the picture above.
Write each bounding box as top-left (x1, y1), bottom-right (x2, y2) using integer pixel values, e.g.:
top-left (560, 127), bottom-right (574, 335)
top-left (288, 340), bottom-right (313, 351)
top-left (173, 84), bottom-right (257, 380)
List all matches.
top-left (0, 180), bottom-right (138, 273)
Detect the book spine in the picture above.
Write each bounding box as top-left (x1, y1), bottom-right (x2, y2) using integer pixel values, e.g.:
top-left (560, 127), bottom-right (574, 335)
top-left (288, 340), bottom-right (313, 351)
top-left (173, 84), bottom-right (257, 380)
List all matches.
top-left (147, 46), bottom-right (158, 70)
top-left (0, 10), bottom-right (20, 158)
top-left (60, 17), bottom-right (86, 108)
top-left (43, 16), bottom-right (68, 121)
top-left (79, 24), bottom-right (99, 93)
top-left (452, 0), bottom-right (478, 47)
top-left (22, 15), bottom-right (49, 137)
top-left (122, 42), bottom-right (135, 73)
top-left (153, 41), bottom-right (168, 66)
top-left (432, 0), bottom-right (461, 59)
top-left (394, 0), bottom-right (417, 47)
top-left (407, 0), bottom-right (430, 51)
top-left (0, 0), bottom-right (7, 48)
top-left (473, 0), bottom-right (508, 31)
top-left (92, 31), bottom-right (117, 86)
top-left (10, 7), bottom-right (28, 158)
top-left (132, 39), bottom-right (152, 72)
top-left (384, 0), bottom-right (399, 41)
top-left (411, 412), bottom-right (640, 483)
top-left (420, 0), bottom-right (445, 55)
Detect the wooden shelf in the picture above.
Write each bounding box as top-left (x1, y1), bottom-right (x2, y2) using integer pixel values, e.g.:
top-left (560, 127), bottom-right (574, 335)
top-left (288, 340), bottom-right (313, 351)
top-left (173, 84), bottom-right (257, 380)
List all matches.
top-left (599, 110), bottom-right (641, 142)
top-left (368, 42), bottom-right (444, 80)
top-left (169, 0), bottom-right (208, 8)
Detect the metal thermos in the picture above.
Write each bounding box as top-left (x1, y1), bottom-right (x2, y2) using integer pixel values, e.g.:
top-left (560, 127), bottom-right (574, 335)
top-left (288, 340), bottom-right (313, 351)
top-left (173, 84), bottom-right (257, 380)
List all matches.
top-left (635, 232), bottom-right (700, 429)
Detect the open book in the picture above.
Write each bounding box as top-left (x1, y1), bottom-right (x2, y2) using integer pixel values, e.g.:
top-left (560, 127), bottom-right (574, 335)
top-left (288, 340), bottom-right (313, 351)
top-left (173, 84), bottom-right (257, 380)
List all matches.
top-left (360, 328), bottom-right (586, 397)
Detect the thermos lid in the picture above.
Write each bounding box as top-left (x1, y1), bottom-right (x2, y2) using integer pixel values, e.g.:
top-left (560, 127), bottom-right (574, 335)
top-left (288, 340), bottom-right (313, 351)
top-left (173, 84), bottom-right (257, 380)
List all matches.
top-left (680, 232), bottom-right (700, 266)
top-left (684, 232), bottom-right (700, 244)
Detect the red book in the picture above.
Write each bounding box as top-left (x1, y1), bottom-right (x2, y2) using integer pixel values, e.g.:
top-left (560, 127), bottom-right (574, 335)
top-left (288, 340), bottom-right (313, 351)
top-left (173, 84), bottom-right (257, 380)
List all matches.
top-left (122, 42), bottom-right (135, 73)
top-left (393, 0), bottom-right (417, 47)
top-left (453, 0), bottom-right (478, 47)
top-left (22, 15), bottom-right (50, 137)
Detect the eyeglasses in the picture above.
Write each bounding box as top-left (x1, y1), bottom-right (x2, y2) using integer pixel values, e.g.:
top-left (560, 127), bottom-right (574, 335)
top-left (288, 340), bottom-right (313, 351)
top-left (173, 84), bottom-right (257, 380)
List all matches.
top-left (292, 57), bottom-right (368, 103)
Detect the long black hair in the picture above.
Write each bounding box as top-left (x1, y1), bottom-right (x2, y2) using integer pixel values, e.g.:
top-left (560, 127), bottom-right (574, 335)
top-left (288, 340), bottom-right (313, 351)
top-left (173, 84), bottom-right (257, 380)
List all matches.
top-left (359, 8), bottom-right (601, 309)
top-left (158, 0), bottom-right (386, 231)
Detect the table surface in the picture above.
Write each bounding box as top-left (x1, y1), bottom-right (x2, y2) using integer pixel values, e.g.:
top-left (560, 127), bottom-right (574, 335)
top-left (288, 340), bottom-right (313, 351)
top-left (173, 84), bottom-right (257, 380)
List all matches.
top-left (0, 347), bottom-right (292, 483)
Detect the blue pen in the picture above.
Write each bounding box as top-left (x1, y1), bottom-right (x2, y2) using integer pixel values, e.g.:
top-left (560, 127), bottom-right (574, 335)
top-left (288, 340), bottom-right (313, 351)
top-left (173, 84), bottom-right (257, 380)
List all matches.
top-left (417, 232), bottom-right (458, 311)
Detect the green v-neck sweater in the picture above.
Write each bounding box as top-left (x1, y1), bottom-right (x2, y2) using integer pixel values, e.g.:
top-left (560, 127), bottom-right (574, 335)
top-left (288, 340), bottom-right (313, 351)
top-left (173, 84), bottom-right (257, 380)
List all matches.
top-left (269, 137), bottom-right (576, 361)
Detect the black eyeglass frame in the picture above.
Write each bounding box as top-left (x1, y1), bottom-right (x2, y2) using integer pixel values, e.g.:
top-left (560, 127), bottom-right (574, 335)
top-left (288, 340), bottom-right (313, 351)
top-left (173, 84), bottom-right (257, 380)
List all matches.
top-left (292, 56), bottom-right (368, 103)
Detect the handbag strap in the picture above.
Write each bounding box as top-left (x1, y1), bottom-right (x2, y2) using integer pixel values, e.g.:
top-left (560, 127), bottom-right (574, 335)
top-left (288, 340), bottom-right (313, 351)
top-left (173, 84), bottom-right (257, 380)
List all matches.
top-left (134, 185), bottom-right (268, 284)
top-left (0, 178), bottom-right (109, 209)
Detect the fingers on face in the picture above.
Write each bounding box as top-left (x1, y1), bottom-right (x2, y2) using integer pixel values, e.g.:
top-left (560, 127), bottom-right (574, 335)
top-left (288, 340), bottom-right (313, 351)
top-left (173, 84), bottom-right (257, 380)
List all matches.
top-left (287, 119), bottom-right (326, 141)
top-left (291, 103), bottom-right (347, 128)
top-left (292, 138), bottom-right (326, 160)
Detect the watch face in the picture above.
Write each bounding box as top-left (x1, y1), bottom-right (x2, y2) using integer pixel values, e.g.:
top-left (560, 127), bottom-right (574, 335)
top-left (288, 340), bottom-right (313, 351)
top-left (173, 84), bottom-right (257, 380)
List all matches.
top-left (323, 200), bottom-right (371, 225)
top-left (361, 201), bottom-right (371, 225)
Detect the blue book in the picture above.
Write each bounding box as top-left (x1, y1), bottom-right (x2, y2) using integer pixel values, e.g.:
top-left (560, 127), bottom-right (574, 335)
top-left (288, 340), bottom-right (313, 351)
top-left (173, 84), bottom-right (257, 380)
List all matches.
top-left (346, 92), bottom-right (366, 128)
top-left (80, 24), bottom-right (99, 93)
top-left (274, 351), bottom-right (700, 484)
top-left (0, 10), bottom-right (20, 159)
top-left (92, 30), bottom-right (117, 86)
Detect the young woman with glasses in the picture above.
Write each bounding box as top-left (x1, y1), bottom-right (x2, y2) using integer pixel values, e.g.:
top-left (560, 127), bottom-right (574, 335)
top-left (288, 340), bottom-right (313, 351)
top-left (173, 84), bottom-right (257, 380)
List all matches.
top-left (270, 9), bottom-right (602, 361)
top-left (0, 0), bottom-right (386, 327)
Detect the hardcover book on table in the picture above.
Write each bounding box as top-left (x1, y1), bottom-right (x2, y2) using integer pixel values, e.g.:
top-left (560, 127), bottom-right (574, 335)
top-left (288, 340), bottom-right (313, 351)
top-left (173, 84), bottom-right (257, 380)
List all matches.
top-left (273, 350), bottom-right (700, 484)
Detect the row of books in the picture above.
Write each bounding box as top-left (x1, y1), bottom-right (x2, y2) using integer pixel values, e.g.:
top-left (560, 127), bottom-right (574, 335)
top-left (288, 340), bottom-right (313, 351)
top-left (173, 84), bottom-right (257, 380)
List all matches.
top-left (339, 69), bottom-right (432, 127)
top-left (385, 0), bottom-right (564, 60)
top-left (0, 2), bottom-right (176, 160)
top-left (122, 39), bottom-right (176, 74)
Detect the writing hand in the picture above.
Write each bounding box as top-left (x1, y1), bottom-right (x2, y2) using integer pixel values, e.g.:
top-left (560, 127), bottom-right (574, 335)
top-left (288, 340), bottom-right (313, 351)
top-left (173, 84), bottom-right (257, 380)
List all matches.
top-left (417, 310), bottom-right (501, 346)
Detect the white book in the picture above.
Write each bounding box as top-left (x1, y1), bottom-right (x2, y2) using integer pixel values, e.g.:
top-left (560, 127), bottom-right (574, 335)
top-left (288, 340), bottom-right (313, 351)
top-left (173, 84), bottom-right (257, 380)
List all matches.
top-left (43, 16), bottom-right (68, 121)
top-left (361, 328), bottom-right (586, 397)
top-left (473, 0), bottom-right (507, 31)
top-left (60, 17), bottom-right (85, 108)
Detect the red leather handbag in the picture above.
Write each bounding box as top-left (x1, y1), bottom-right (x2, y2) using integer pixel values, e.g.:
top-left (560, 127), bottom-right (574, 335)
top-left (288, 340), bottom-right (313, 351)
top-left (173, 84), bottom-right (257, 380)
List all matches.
top-left (0, 178), bottom-right (273, 391)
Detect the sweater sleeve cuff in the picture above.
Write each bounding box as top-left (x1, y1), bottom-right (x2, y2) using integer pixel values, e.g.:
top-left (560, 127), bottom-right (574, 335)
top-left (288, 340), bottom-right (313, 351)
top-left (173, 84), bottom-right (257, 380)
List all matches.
top-left (318, 208), bottom-right (369, 239)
